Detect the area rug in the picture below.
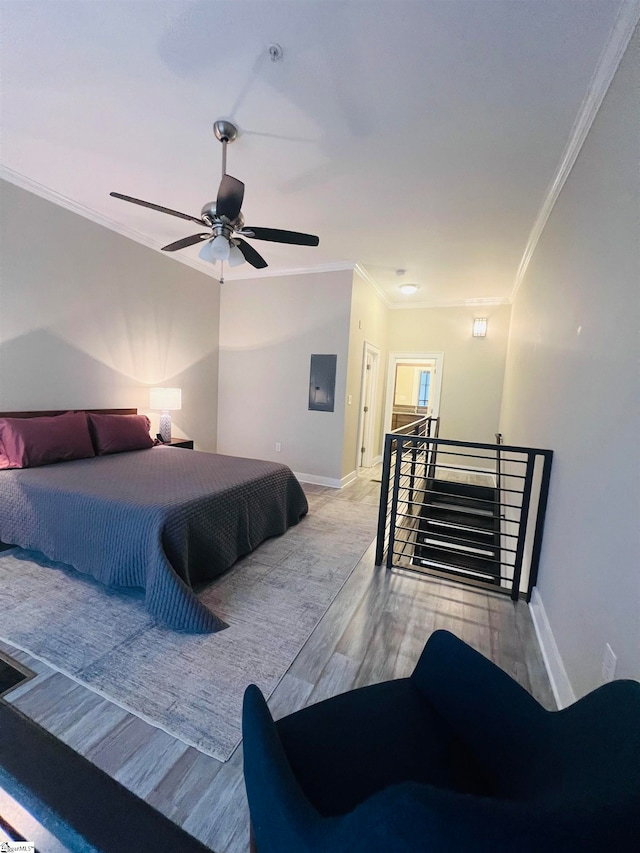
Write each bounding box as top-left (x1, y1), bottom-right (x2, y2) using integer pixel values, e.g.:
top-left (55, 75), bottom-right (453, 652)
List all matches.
top-left (0, 495), bottom-right (377, 762)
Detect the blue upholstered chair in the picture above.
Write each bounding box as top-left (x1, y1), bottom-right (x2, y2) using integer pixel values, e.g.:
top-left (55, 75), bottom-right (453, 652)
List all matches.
top-left (242, 629), bottom-right (640, 852)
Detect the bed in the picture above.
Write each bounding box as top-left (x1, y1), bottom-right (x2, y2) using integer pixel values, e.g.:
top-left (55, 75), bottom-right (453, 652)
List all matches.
top-left (0, 409), bottom-right (308, 633)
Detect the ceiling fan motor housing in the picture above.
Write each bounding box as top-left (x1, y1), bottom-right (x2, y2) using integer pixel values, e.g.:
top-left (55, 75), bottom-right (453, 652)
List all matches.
top-left (201, 200), bottom-right (245, 230)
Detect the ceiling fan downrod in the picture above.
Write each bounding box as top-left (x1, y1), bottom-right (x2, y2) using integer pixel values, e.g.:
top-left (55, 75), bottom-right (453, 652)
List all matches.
top-left (213, 120), bottom-right (238, 178)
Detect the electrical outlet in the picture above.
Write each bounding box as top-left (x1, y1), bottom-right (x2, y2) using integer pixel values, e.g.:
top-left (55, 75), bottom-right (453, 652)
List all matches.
top-left (348, 395), bottom-right (352, 405)
top-left (275, 442), bottom-right (281, 452)
top-left (601, 643), bottom-right (617, 684)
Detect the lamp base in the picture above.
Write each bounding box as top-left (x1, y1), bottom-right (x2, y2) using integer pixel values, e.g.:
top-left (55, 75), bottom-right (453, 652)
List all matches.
top-left (159, 412), bottom-right (172, 443)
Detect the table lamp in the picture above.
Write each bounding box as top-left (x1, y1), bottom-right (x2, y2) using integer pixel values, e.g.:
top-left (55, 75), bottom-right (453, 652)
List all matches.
top-left (150, 387), bottom-right (182, 443)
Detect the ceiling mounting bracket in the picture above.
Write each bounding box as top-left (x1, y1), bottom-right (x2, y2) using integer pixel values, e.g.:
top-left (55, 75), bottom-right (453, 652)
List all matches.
top-left (213, 120), bottom-right (238, 144)
top-left (268, 43), bottom-right (283, 62)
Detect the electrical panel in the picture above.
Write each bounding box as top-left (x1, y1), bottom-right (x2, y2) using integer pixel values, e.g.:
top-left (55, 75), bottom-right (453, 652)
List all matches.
top-left (309, 354), bottom-right (337, 412)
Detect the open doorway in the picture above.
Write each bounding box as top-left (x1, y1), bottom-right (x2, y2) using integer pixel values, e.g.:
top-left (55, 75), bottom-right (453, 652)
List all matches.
top-left (357, 342), bottom-right (381, 469)
top-left (384, 352), bottom-right (444, 433)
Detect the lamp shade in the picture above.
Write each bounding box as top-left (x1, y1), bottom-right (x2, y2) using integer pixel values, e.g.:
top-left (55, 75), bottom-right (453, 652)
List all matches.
top-left (209, 235), bottom-right (231, 260)
top-left (150, 387), bottom-right (182, 411)
top-left (198, 240), bottom-right (215, 263)
top-left (228, 243), bottom-right (246, 267)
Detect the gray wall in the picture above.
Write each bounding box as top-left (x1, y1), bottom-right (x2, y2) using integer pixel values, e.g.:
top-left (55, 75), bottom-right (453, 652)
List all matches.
top-left (217, 270), bottom-right (353, 484)
top-left (0, 180), bottom-right (220, 448)
top-left (499, 28), bottom-right (640, 695)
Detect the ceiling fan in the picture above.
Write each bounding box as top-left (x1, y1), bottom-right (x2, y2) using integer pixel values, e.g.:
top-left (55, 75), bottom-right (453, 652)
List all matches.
top-left (110, 120), bottom-right (319, 270)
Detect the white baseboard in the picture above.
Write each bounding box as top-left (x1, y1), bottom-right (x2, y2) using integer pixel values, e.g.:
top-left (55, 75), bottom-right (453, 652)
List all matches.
top-left (295, 470), bottom-right (357, 490)
top-left (373, 454), bottom-right (383, 466)
top-left (340, 470), bottom-right (358, 488)
top-left (529, 587), bottom-right (576, 709)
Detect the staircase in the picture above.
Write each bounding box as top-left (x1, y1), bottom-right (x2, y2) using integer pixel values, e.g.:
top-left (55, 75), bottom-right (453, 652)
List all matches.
top-left (375, 426), bottom-right (553, 601)
top-left (412, 479), bottom-right (502, 584)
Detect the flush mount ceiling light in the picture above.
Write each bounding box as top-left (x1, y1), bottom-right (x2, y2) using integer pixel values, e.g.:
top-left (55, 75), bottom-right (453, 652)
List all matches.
top-left (399, 283), bottom-right (419, 295)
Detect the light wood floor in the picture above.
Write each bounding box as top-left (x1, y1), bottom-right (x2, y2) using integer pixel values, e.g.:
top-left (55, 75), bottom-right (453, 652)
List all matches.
top-left (1, 471), bottom-right (554, 853)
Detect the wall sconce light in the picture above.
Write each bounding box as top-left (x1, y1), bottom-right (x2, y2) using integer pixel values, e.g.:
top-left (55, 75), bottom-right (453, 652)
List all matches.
top-left (150, 387), bottom-right (182, 442)
top-left (472, 318), bottom-right (488, 338)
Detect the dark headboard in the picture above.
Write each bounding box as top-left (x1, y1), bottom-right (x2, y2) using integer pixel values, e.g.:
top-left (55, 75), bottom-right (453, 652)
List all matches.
top-left (0, 409), bottom-right (137, 418)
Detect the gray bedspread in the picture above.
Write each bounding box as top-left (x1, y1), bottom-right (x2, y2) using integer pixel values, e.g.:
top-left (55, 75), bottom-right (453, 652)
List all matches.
top-left (0, 447), bottom-right (308, 632)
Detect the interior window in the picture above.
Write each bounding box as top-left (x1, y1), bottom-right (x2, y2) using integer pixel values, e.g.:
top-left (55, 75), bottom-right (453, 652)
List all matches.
top-left (418, 370), bottom-right (431, 407)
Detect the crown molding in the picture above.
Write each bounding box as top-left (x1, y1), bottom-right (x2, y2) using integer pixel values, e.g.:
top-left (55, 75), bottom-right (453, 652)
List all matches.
top-left (224, 261), bottom-right (356, 281)
top-left (388, 296), bottom-right (511, 310)
top-left (352, 264), bottom-right (392, 307)
top-left (511, 0), bottom-right (640, 301)
top-left (0, 166), bottom-right (361, 284)
top-left (0, 166), bottom-right (224, 281)
top-left (0, 171), bottom-right (511, 307)
top-left (350, 266), bottom-right (510, 310)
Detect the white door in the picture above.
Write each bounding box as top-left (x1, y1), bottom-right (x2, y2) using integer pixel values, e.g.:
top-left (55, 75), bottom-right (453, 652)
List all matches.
top-left (357, 343), bottom-right (380, 469)
top-left (384, 352), bottom-right (444, 433)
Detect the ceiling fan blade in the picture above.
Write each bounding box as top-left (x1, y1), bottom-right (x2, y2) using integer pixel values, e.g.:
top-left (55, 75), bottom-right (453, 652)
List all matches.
top-left (216, 175), bottom-right (245, 221)
top-left (235, 238), bottom-right (268, 269)
top-left (110, 192), bottom-right (204, 225)
top-left (161, 233), bottom-right (211, 252)
top-left (241, 227), bottom-right (319, 246)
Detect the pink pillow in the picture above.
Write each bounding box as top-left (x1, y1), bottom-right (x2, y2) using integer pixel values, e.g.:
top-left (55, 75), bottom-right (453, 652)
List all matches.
top-left (88, 413), bottom-right (153, 455)
top-left (0, 411), bottom-right (95, 469)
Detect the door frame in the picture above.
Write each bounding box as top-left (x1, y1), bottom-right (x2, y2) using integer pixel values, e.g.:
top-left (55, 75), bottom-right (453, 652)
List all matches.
top-left (356, 341), bottom-right (381, 469)
top-left (384, 351), bottom-right (444, 433)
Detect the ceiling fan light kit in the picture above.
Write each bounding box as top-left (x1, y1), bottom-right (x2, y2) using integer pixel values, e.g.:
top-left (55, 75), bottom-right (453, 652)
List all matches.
top-left (228, 243), bottom-right (246, 267)
top-left (110, 120), bottom-right (319, 273)
top-left (209, 234), bottom-right (232, 261)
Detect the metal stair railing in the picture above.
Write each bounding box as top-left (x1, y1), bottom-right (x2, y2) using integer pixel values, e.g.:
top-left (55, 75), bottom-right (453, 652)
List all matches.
top-left (376, 416), bottom-right (439, 568)
top-left (375, 432), bottom-right (553, 601)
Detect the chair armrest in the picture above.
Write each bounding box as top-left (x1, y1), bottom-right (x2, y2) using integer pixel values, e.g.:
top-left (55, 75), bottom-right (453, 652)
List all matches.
top-left (242, 684), bottom-right (327, 853)
top-left (410, 631), bottom-right (547, 774)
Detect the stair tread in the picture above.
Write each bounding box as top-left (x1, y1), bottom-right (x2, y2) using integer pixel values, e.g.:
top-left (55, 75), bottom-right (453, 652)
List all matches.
top-left (413, 543), bottom-right (500, 574)
top-left (430, 479), bottom-right (497, 501)
top-left (417, 530), bottom-right (499, 552)
top-left (419, 518), bottom-right (496, 541)
top-left (420, 505), bottom-right (497, 530)
top-left (411, 555), bottom-right (502, 585)
top-left (431, 499), bottom-right (493, 515)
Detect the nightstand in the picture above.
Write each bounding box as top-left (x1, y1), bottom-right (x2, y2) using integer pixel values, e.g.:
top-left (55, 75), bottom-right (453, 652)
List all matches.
top-left (166, 439), bottom-right (194, 449)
